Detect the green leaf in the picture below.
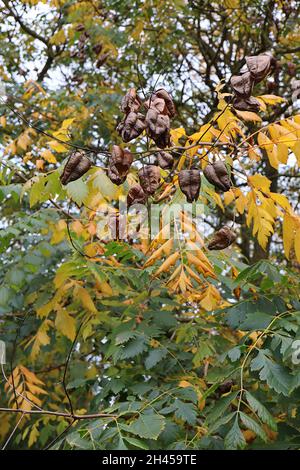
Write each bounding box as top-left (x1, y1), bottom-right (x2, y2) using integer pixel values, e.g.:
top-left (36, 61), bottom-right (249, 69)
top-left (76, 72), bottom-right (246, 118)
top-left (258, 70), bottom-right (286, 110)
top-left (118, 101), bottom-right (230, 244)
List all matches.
top-left (228, 346), bottom-right (241, 362)
top-left (93, 170), bottom-right (117, 197)
top-left (0, 286), bottom-right (10, 306)
top-left (29, 177), bottom-right (46, 207)
top-left (117, 436), bottom-right (128, 450)
top-left (239, 412), bottom-right (268, 442)
top-left (120, 336), bottom-right (148, 359)
top-left (290, 371), bottom-right (300, 393)
top-left (206, 391), bottom-right (238, 425)
top-left (145, 348), bottom-right (167, 369)
top-left (250, 349), bottom-right (292, 396)
top-left (123, 436), bottom-right (149, 450)
top-left (240, 312), bottom-right (273, 330)
top-left (174, 399), bottom-right (197, 425)
top-left (115, 330), bottom-right (136, 345)
top-left (66, 179), bottom-right (88, 206)
top-left (128, 413), bottom-right (165, 440)
top-left (209, 412), bottom-right (235, 434)
top-left (245, 391), bottom-right (277, 431)
top-left (224, 419), bottom-right (246, 450)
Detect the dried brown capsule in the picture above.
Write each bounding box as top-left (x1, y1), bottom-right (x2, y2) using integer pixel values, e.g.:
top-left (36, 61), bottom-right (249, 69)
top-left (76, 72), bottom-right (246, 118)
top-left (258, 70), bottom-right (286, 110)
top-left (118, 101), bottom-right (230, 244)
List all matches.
top-left (246, 53), bottom-right (275, 83)
top-left (60, 151), bottom-right (92, 185)
top-left (93, 43), bottom-right (103, 55)
top-left (232, 96), bottom-right (260, 112)
top-left (107, 145), bottom-right (133, 185)
top-left (230, 72), bottom-right (253, 98)
top-left (203, 161), bottom-right (231, 192)
top-left (156, 151), bottom-right (174, 169)
top-left (138, 165), bottom-right (161, 195)
top-left (117, 112), bottom-right (146, 143)
top-left (96, 52), bottom-right (109, 68)
top-left (178, 169), bottom-right (201, 202)
top-left (146, 108), bottom-right (170, 135)
top-left (121, 88), bottom-right (142, 114)
top-left (152, 129), bottom-right (171, 149)
top-left (145, 95), bottom-right (167, 114)
top-left (155, 88), bottom-right (176, 118)
top-left (207, 226), bottom-right (236, 250)
top-left (127, 184), bottom-right (148, 207)
top-left (146, 108), bottom-right (171, 148)
top-left (75, 24), bottom-right (85, 32)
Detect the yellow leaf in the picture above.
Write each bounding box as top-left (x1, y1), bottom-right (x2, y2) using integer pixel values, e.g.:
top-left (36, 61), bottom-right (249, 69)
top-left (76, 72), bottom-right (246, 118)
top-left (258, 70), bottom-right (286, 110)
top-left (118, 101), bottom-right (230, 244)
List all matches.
top-left (155, 252), bottom-right (179, 275)
top-left (248, 147), bottom-right (260, 161)
top-left (61, 118), bottom-right (75, 129)
top-left (277, 143), bottom-right (288, 164)
top-left (74, 286), bottom-right (97, 313)
top-left (283, 212), bottom-right (296, 259)
top-left (30, 320), bottom-right (52, 360)
top-left (293, 142), bottom-right (300, 165)
top-left (236, 110), bottom-right (262, 122)
top-left (41, 149), bottom-right (57, 163)
top-left (50, 29), bottom-right (66, 45)
top-left (257, 132), bottom-right (279, 169)
top-left (179, 380), bottom-right (192, 388)
top-left (0, 115), bottom-right (6, 127)
top-left (55, 308), bottom-right (76, 341)
top-left (248, 174), bottom-right (271, 192)
top-left (48, 140), bottom-right (68, 153)
top-left (28, 425), bottom-right (39, 448)
top-left (257, 95), bottom-right (286, 105)
top-left (294, 228), bottom-right (300, 263)
top-left (224, 190), bottom-right (235, 206)
top-left (170, 127), bottom-right (185, 145)
top-left (17, 131), bottom-right (31, 151)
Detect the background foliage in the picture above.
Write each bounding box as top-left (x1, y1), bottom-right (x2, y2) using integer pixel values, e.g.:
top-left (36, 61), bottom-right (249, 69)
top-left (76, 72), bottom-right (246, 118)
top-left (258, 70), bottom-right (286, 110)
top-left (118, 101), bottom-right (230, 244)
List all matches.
top-left (1, 0), bottom-right (300, 450)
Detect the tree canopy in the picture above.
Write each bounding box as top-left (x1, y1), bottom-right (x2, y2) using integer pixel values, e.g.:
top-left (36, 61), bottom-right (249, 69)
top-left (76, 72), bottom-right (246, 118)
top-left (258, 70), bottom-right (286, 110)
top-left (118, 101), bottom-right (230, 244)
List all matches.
top-left (1, 0), bottom-right (300, 451)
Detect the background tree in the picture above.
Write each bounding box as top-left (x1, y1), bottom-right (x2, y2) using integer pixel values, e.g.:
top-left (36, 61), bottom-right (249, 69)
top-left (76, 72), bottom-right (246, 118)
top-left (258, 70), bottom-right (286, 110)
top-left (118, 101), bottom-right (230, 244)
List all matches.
top-left (1, 0), bottom-right (300, 450)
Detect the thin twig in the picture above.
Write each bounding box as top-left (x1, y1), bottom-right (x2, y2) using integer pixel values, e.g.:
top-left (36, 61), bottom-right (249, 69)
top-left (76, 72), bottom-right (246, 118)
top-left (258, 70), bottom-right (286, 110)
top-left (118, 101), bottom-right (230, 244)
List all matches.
top-left (1, 412), bottom-right (25, 450)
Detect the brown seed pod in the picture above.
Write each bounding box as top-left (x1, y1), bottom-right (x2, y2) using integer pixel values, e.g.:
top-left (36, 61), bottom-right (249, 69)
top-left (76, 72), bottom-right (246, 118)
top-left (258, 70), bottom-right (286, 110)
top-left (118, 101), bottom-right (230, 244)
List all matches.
top-left (246, 53), bottom-right (275, 83)
top-left (93, 43), bottom-right (103, 55)
top-left (138, 165), bottom-right (161, 195)
top-left (155, 88), bottom-right (176, 117)
top-left (152, 129), bottom-right (171, 149)
top-left (127, 184), bottom-right (148, 207)
top-left (75, 24), bottom-right (85, 32)
top-left (117, 112), bottom-right (146, 142)
top-left (146, 108), bottom-right (171, 148)
top-left (60, 151), bottom-right (92, 185)
top-left (107, 145), bottom-right (133, 185)
top-left (232, 95), bottom-right (260, 112)
top-left (207, 226), bottom-right (236, 250)
top-left (156, 151), bottom-right (174, 169)
top-left (230, 72), bottom-right (253, 98)
top-left (178, 169), bottom-right (201, 202)
top-left (96, 53), bottom-right (109, 68)
top-left (145, 95), bottom-right (167, 114)
top-left (146, 108), bottom-right (170, 135)
top-left (203, 161), bottom-right (231, 192)
top-left (121, 88), bottom-right (142, 114)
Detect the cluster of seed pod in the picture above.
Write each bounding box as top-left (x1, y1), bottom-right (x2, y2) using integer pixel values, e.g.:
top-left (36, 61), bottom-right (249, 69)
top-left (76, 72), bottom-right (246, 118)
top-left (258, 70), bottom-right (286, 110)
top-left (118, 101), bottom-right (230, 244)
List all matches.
top-left (230, 52), bottom-right (276, 111)
top-left (71, 24), bottom-right (108, 68)
top-left (116, 87), bottom-right (175, 148)
top-left (177, 160), bottom-right (232, 203)
top-left (59, 88), bottom-right (236, 249)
